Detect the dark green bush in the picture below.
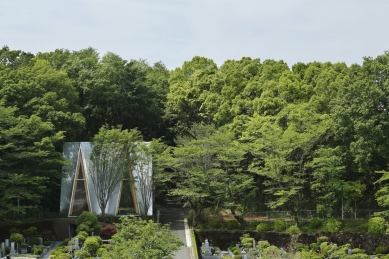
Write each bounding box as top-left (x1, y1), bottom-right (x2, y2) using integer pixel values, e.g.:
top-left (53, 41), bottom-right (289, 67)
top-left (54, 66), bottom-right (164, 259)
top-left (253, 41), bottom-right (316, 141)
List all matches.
top-left (209, 219), bottom-right (223, 229)
top-left (60, 238), bottom-right (70, 246)
top-left (76, 211), bottom-right (101, 234)
top-left (30, 237), bottom-right (40, 246)
top-left (274, 218), bottom-right (287, 232)
top-left (256, 222), bottom-right (270, 232)
top-left (309, 217), bottom-right (322, 229)
top-left (226, 220), bottom-right (240, 230)
top-left (43, 240), bottom-right (51, 246)
top-left (368, 217), bottom-right (386, 234)
top-left (376, 246), bottom-right (388, 254)
top-left (4, 246), bottom-right (10, 255)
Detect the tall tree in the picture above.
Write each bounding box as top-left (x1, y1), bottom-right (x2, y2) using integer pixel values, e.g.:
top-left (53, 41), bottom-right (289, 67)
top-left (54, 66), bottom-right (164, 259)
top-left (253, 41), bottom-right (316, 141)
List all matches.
top-left (90, 126), bottom-right (142, 217)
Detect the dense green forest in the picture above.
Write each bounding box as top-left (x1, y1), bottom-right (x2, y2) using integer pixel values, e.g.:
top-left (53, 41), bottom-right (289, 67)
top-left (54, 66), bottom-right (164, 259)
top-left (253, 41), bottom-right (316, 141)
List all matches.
top-left (1, 46), bottom-right (389, 224)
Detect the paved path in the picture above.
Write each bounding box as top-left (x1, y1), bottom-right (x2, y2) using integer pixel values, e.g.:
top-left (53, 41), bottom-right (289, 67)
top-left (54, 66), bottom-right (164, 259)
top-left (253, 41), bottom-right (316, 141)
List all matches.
top-left (42, 241), bottom-right (62, 259)
top-left (158, 204), bottom-right (193, 259)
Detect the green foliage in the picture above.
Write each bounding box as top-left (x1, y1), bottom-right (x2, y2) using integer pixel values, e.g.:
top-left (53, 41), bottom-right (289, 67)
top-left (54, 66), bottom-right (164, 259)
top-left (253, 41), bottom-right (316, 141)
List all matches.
top-left (323, 218), bottom-right (341, 232)
top-left (352, 248), bottom-right (366, 254)
top-left (295, 243), bottom-right (309, 252)
top-left (33, 247), bottom-right (43, 255)
top-left (74, 250), bottom-right (91, 259)
top-left (209, 219), bottom-right (223, 229)
top-left (101, 216), bottom-right (183, 258)
top-left (43, 240), bottom-right (51, 246)
top-left (368, 217), bottom-right (386, 234)
top-left (3, 247), bottom-right (10, 255)
top-left (10, 233), bottom-right (24, 244)
top-left (75, 231), bottom-right (89, 242)
top-left (96, 247), bottom-right (107, 257)
top-left (30, 237), bottom-right (40, 246)
top-left (226, 220), bottom-right (240, 230)
top-left (309, 217), bottom-right (322, 229)
top-left (84, 236), bottom-right (100, 254)
top-left (240, 233), bottom-right (254, 249)
top-left (274, 218), bottom-right (287, 232)
top-left (23, 226), bottom-right (38, 238)
top-left (376, 245), bottom-right (388, 254)
top-left (317, 236), bottom-right (329, 246)
top-left (76, 211), bottom-right (101, 233)
top-left (285, 225), bottom-right (301, 234)
top-left (257, 240), bottom-right (270, 251)
top-left (256, 222), bottom-right (270, 232)
top-left (60, 238), bottom-right (70, 247)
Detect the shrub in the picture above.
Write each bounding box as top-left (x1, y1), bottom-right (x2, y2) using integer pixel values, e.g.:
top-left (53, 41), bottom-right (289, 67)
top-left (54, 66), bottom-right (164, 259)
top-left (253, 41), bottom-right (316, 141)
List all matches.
top-left (96, 247), bottom-right (107, 257)
top-left (84, 236), bottom-right (100, 254)
top-left (352, 248), bottom-right (366, 254)
top-left (295, 243), bottom-right (309, 252)
top-left (286, 225), bottom-right (301, 234)
top-left (240, 234), bottom-right (254, 249)
top-left (209, 219), bottom-right (223, 229)
top-left (23, 226), bottom-right (38, 238)
top-left (256, 223), bottom-right (270, 232)
top-left (317, 236), bottom-right (329, 246)
top-left (75, 230), bottom-right (89, 242)
top-left (323, 218), bottom-right (341, 233)
top-left (257, 240), bottom-right (270, 251)
top-left (234, 255), bottom-right (242, 259)
top-left (309, 217), bottom-right (322, 229)
top-left (226, 220), bottom-right (240, 230)
top-left (99, 225), bottom-right (117, 239)
top-left (33, 247), bottom-right (43, 255)
top-left (76, 211), bottom-right (101, 234)
top-left (10, 233), bottom-right (24, 244)
top-left (274, 218), bottom-right (287, 232)
top-left (43, 240), bottom-right (51, 246)
top-left (310, 243), bottom-right (319, 251)
top-left (376, 246), bottom-right (388, 254)
top-left (4, 246), bottom-right (10, 255)
top-left (60, 238), bottom-right (70, 246)
top-left (75, 250), bottom-right (91, 259)
top-left (368, 217), bottom-right (386, 234)
top-left (30, 237), bottom-right (40, 246)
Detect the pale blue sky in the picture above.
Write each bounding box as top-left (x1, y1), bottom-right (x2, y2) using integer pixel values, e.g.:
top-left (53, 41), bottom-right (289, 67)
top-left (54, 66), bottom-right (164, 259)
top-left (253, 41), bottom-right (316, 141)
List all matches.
top-left (1, 0), bottom-right (388, 69)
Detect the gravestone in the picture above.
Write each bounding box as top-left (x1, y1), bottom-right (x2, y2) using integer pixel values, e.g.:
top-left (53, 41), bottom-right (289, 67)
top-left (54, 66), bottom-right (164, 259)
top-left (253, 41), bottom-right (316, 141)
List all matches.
top-left (1, 242), bottom-right (4, 250)
top-left (5, 239), bottom-right (9, 247)
top-left (39, 237), bottom-right (43, 245)
top-left (202, 239), bottom-right (220, 259)
top-left (74, 238), bottom-right (80, 250)
top-left (10, 242), bottom-right (15, 255)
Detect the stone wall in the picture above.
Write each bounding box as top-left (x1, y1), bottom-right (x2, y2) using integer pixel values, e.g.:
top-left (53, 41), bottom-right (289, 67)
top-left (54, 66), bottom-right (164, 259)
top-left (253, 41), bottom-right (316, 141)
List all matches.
top-left (194, 230), bottom-right (389, 252)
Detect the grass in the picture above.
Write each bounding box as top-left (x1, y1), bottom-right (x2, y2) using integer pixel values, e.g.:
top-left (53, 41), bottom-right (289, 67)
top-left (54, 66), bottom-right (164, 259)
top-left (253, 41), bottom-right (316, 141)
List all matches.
top-left (190, 227), bottom-right (199, 259)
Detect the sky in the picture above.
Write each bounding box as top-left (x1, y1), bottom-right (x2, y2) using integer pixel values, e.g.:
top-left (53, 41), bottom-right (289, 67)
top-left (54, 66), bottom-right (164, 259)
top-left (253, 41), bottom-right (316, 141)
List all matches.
top-left (1, 0), bottom-right (389, 70)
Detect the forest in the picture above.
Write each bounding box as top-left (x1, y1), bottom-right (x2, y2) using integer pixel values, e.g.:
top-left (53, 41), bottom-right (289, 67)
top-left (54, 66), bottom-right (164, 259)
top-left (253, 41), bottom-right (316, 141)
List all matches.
top-left (1, 46), bottom-right (389, 225)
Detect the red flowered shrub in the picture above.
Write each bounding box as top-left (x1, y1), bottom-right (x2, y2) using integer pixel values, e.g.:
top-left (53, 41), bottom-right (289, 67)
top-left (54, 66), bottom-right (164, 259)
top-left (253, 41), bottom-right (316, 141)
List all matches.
top-left (99, 225), bottom-right (117, 239)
